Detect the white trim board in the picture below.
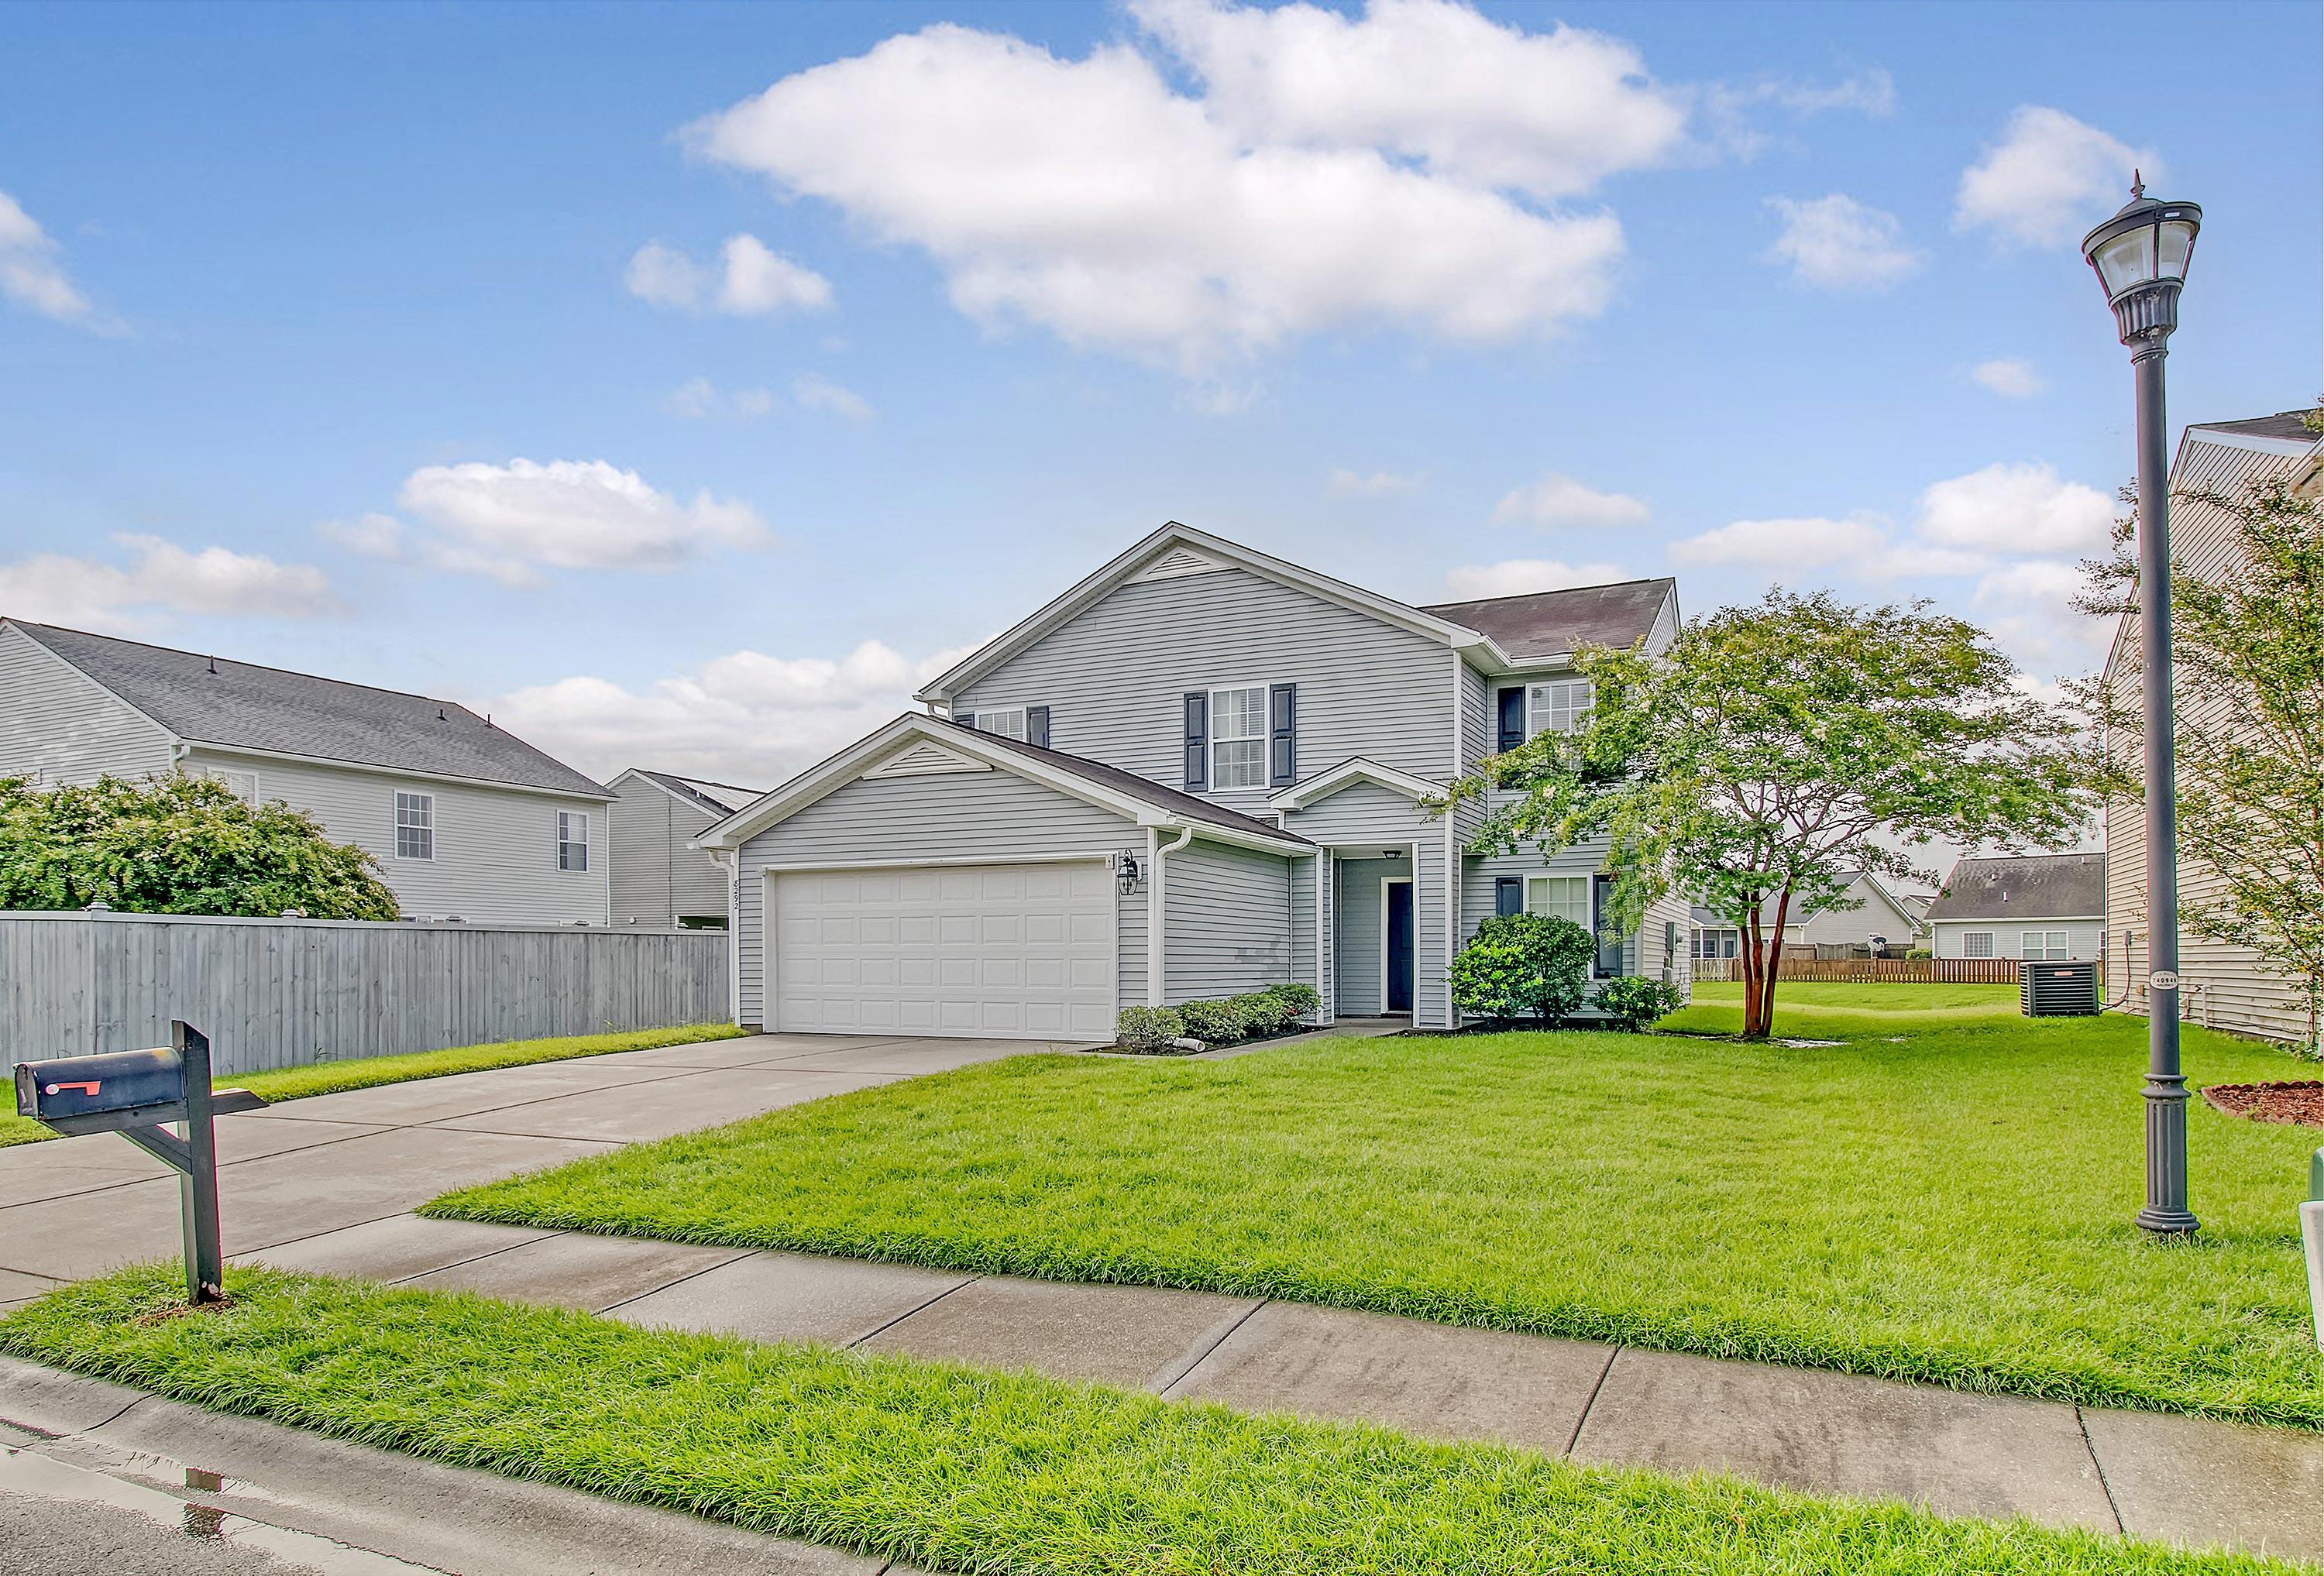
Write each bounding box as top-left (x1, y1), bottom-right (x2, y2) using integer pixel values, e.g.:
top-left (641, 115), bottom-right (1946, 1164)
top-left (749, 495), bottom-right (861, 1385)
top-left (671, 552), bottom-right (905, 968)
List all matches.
top-left (1269, 756), bottom-right (1444, 811)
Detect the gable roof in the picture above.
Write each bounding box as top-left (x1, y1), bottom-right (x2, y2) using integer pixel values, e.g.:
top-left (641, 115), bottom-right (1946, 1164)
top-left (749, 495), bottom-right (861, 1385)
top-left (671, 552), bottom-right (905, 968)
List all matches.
top-left (915, 522), bottom-right (1497, 702)
top-left (615, 767), bottom-right (766, 817)
top-left (1418, 577), bottom-right (1677, 662)
top-left (2188, 410), bottom-right (2321, 447)
top-left (1924, 853), bottom-right (2105, 923)
top-left (697, 712), bottom-right (1311, 855)
top-left (7, 619), bottom-right (609, 798)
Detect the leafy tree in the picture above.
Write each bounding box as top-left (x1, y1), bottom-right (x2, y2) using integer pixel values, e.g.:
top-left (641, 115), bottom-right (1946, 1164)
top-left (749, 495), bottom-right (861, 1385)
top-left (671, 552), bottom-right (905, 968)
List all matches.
top-left (2071, 462), bottom-right (2324, 1055)
top-left (1441, 592), bottom-right (2084, 1039)
top-left (1446, 912), bottom-right (1594, 1025)
top-left (0, 773), bottom-right (399, 920)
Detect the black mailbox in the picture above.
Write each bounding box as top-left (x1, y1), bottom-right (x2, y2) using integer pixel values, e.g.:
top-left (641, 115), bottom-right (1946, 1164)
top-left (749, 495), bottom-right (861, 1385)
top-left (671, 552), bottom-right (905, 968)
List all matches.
top-left (9, 1021), bottom-right (264, 1305)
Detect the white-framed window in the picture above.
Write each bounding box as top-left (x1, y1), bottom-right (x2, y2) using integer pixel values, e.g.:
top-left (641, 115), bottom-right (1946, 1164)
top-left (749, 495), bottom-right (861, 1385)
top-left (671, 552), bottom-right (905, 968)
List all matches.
top-left (974, 707), bottom-right (1028, 742)
top-left (394, 791), bottom-right (434, 860)
top-left (1522, 874), bottom-right (1590, 926)
top-left (193, 766), bottom-right (257, 805)
top-left (1527, 679), bottom-right (1593, 737)
top-left (1962, 931), bottom-right (1994, 959)
top-left (559, 812), bottom-right (589, 872)
top-left (2023, 929), bottom-right (2068, 961)
top-left (1210, 684), bottom-right (1269, 788)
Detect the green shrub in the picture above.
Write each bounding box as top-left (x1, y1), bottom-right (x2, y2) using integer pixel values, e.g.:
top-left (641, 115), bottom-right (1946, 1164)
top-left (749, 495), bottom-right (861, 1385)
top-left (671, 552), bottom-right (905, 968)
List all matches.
top-left (1592, 976), bottom-right (1683, 1032)
top-left (1448, 913), bottom-right (1593, 1025)
top-left (1264, 981), bottom-right (1321, 1021)
top-left (1176, 1000), bottom-right (1242, 1043)
top-left (1115, 1006), bottom-right (1185, 1052)
top-left (1906, 947), bottom-right (1933, 960)
top-left (1229, 993), bottom-right (1289, 1036)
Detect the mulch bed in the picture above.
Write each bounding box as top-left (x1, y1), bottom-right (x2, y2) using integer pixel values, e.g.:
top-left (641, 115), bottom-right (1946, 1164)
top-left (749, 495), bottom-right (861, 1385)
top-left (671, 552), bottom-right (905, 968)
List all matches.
top-left (2202, 1081), bottom-right (2324, 1128)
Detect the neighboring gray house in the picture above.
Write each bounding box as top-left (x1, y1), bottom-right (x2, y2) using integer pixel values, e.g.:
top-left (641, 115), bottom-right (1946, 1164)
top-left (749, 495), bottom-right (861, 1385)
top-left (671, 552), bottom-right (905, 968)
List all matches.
top-left (0, 618), bottom-right (614, 926)
top-left (695, 523), bottom-right (1690, 1039)
top-left (1926, 853), bottom-right (2105, 963)
top-left (2105, 410), bottom-right (2324, 1046)
top-left (1690, 872), bottom-right (1926, 964)
top-left (607, 768), bottom-right (765, 929)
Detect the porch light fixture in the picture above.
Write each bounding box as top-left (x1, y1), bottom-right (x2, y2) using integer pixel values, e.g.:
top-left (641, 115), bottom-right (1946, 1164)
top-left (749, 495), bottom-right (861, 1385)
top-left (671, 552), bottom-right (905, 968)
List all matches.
top-left (2081, 173), bottom-right (2200, 1238)
top-left (1113, 850), bottom-right (1143, 895)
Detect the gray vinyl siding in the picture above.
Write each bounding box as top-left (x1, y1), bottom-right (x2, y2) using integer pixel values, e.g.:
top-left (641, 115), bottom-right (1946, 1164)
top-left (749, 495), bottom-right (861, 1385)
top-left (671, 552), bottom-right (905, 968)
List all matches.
top-left (730, 767), bottom-right (1143, 1027)
top-left (1455, 659), bottom-right (1490, 839)
top-left (1281, 780), bottom-right (1442, 846)
top-left (1163, 839), bottom-right (1296, 1001)
top-left (956, 565), bottom-right (1455, 819)
top-left (0, 623), bottom-right (176, 784)
top-left (1333, 854), bottom-right (1408, 1015)
top-left (1934, 918), bottom-right (2103, 961)
top-left (608, 773), bottom-right (727, 927)
top-left (1289, 851), bottom-right (1318, 1009)
top-left (180, 747), bottom-right (611, 928)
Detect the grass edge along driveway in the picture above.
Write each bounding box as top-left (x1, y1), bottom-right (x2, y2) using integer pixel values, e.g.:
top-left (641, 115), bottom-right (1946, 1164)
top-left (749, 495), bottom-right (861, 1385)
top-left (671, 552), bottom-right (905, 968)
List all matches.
top-left (0, 1022), bottom-right (744, 1149)
top-left (427, 1002), bottom-right (2324, 1433)
top-left (0, 1265), bottom-right (2301, 1576)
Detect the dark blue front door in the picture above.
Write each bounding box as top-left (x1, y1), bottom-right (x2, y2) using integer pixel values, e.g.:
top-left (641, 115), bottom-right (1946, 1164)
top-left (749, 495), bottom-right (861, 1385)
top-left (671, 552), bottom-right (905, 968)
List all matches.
top-left (1386, 881), bottom-right (1414, 1012)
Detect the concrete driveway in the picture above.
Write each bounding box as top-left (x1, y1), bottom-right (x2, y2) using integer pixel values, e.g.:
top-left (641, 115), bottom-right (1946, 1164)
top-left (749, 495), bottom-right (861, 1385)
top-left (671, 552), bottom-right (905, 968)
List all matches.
top-left (0, 1033), bottom-right (1076, 1293)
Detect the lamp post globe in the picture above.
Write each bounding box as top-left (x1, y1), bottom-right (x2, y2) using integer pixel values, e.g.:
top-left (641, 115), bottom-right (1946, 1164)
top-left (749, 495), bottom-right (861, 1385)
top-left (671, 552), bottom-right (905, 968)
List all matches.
top-left (2082, 175), bottom-right (2201, 1238)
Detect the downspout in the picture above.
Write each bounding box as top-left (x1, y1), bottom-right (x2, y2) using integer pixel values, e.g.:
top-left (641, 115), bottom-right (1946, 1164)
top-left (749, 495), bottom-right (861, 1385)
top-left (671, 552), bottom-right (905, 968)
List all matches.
top-left (1147, 823), bottom-right (1193, 1008)
top-left (708, 848), bottom-right (742, 1027)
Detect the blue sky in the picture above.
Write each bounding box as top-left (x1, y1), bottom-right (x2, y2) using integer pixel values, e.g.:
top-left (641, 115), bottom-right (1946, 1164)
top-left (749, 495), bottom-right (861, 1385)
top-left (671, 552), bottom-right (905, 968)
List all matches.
top-left (1, 0), bottom-right (2315, 788)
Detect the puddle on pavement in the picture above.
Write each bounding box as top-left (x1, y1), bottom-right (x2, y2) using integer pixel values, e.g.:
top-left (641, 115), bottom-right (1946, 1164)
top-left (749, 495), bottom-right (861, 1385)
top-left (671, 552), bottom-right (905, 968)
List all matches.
top-left (0, 1442), bottom-right (446, 1574)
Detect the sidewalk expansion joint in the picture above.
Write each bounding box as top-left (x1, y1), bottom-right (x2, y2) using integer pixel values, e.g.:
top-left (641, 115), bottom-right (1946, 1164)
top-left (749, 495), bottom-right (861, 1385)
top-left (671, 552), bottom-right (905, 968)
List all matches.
top-left (846, 1274), bottom-right (982, 1349)
top-left (591, 1243), bottom-right (756, 1316)
top-left (1152, 1298), bottom-right (1270, 1397)
top-left (2074, 1404), bottom-right (2127, 1535)
top-left (1563, 1344), bottom-right (1620, 1457)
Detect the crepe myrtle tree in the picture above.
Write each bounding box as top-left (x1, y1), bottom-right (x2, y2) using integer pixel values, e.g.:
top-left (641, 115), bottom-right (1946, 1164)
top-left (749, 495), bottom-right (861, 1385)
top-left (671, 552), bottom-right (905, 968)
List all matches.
top-left (1438, 590), bottom-right (2085, 1039)
top-left (2071, 450), bottom-right (2324, 1055)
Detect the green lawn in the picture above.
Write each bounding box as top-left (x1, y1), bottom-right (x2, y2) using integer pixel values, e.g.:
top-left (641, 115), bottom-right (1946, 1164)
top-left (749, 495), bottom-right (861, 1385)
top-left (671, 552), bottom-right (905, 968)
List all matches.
top-left (430, 1003), bottom-right (2324, 1430)
top-left (0, 1265), bottom-right (2295, 1576)
top-left (1667, 980), bottom-right (2028, 1035)
top-left (0, 1022), bottom-right (744, 1149)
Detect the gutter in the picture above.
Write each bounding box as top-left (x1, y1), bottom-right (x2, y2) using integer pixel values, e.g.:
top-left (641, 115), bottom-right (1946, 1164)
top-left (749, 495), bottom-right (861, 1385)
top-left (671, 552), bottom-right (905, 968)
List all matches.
top-left (1146, 823), bottom-right (1194, 1008)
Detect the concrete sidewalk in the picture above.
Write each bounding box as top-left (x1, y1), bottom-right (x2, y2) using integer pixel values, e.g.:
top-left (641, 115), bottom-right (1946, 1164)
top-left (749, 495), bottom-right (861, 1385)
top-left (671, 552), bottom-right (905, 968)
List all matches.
top-left (4, 1030), bottom-right (2321, 1565)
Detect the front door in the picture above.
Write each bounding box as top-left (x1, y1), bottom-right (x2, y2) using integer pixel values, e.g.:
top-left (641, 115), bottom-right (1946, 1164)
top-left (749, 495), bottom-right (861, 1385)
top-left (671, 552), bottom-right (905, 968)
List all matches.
top-left (1384, 879), bottom-right (1414, 1012)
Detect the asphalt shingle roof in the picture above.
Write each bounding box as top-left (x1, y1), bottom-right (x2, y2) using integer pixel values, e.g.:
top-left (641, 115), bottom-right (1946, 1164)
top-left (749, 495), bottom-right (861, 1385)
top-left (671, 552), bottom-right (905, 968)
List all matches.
top-left (1923, 853), bottom-right (2105, 923)
top-left (2190, 411), bottom-right (2321, 445)
top-left (1419, 577), bottom-right (1676, 661)
top-left (9, 620), bottom-right (609, 797)
top-left (631, 769), bottom-right (765, 815)
top-left (939, 719), bottom-right (1311, 846)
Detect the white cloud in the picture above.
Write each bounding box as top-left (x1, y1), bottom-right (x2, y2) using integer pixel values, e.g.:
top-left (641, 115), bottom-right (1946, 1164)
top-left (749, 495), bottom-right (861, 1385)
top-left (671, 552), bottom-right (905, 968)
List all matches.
top-left (1970, 359), bottom-right (2044, 399)
top-left (1491, 472), bottom-right (1648, 528)
top-left (1131, 0), bottom-right (1686, 200)
top-left (1974, 558), bottom-right (2106, 671)
top-left (1442, 558), bottom-right (1627, 599)
top-left (1765, 194), bottom-right (1920, 290)
top-left (1764, 68), bottom-right (1896, 117)
top-left (1327, 468), bottom-right (1422, 498)
top-left (687, 15), bottom-right (1627, 372)
top-left (1955, 106), bottom-right (2152, 249)
top-left (0, 535), bottom-right (332, 630)
top-left (317, 513), bottom-right (404, 557)
top-left (1915, 462), bottom-right (2113, 555)
top-left (486, 637), bottom-right (978, 786)
top-left (791, 373), bottom-right (873, 421)
top-left (625, 234), bottom-right (833, 316)
top-left (370, 458), bottom-right (772, 585)
top-left (0, 188), bottom-right (95, 324)
top-left (1669, 514), bottom-right (1889, 567)
top-left (665, 377), bottom-right (778, 420)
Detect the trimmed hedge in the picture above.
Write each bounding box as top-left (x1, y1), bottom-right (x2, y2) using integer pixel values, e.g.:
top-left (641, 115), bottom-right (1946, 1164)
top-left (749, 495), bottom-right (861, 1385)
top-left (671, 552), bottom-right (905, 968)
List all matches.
top-left (1116, 983), bottom-right (1319, 1052)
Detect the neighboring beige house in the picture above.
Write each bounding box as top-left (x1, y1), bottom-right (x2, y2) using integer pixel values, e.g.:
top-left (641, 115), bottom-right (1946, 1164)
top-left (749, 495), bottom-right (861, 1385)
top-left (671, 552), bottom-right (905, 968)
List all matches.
top-left (607, 768), bottom-right (765, 930)
top-left (2103, 410), bottom-right (2324, 1048)
top-left (1690, 871), bottom-right (1925, 965)
top-left (1926, 853), bottom-right (2104, 963)
top-left (0, 618), bottom-right (614, 926)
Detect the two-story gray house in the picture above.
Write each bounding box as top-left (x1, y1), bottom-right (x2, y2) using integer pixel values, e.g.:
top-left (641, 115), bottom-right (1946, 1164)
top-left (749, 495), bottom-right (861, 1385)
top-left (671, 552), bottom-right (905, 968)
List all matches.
top-left (696, 524), bottom-right (1690, 1039)
top-left (0, 618), bottom-right (615, 926)
top-left (607, 767), bottom-right (765, 929)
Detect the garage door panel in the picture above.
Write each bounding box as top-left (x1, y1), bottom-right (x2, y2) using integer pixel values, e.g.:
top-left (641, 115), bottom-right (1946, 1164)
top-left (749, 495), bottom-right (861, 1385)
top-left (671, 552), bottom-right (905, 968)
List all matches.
top-left (774, 861), bottom-right (1116, 1039)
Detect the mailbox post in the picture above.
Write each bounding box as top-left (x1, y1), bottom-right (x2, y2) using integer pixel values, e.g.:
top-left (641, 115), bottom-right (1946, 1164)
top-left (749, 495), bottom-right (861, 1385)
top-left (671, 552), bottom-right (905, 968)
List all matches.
top-left (13, 1021), bottom-right (265, 1305)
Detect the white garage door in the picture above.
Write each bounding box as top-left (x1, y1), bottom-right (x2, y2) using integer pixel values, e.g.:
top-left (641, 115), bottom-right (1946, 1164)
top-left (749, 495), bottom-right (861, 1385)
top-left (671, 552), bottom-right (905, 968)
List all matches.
top-left (773, 861), bottom-right (1117, 1039)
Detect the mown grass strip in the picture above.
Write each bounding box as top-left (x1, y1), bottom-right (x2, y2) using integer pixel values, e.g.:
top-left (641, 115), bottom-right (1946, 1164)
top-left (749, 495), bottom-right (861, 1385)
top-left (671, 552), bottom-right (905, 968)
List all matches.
top-left (426, 1015), bottom-right (2324, 1431)
top-left (0, 1022), bottom-right (744, 1148)
top-left (0, 1265), bottom-right (2297, 1576)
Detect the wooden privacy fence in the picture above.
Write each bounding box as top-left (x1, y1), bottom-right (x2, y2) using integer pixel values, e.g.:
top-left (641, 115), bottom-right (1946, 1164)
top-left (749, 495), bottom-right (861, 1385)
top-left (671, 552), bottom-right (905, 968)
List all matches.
top-left (0, 910), bottom-right (729, 1076)
top-left (1712, 956), bottom-right (2022, 985)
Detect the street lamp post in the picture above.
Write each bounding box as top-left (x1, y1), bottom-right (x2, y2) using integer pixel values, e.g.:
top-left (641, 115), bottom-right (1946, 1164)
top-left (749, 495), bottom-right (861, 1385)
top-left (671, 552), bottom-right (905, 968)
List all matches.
top-left (2081, 175), bottom-right (2202, 1238)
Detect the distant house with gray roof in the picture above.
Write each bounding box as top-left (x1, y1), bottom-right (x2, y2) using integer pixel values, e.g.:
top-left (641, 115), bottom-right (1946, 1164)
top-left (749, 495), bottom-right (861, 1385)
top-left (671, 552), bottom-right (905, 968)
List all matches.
top-left (607, 768), bottom-right (766, 930)
top-left (1924, 853), bottom-right (2105, 963)
top-left (0, 617), bottom-right (613, 926)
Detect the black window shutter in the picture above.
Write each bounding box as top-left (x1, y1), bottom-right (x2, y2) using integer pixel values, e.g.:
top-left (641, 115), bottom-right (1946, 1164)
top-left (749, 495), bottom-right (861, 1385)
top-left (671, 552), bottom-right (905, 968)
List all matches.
top-left (1593, 873), bottom-right (1623, 975)
top-left (954, 711), bottom-right (975, 731)
top-left (1026, 706), bottom-right (1050, 749)
top-left (1494, 876), bottom-right (1522, 918)
top-left (1267, 683), bottom-right (1297, 787)
top-left (1182, 692), bottom-right (1208, 790)
top-left (1496, 687), bottom-right (1526, 752)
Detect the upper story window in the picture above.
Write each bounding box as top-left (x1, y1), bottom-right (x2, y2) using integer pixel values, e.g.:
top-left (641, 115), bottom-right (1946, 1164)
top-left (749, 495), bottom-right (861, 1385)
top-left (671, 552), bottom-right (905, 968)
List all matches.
top-left (1210, 684), bottom-right (1268, 788)
top-left (2023, 929), bottom-right (2068, 960)
top-left (193, 766), bottom-right (257, 805)
top-left (559, 811), bottom-right (589, 872)
top-left (974, 707), bottom-right (1028, 742)
top-left (394, 791), bottom-right (434, 860)
top-left (1963, 931), bottom-right (1994, 959)
top-left (1528, 679), bottom-right (1593, 737)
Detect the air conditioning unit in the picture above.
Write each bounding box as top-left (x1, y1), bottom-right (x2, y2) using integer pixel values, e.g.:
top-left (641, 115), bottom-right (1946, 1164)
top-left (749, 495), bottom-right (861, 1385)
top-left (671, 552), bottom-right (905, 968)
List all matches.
top-left (2023, 959), bottom-right (2099, 1017)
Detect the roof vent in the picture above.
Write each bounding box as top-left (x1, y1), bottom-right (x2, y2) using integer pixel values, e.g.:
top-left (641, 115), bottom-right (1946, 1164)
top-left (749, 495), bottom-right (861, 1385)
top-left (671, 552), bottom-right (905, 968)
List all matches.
top-left (1130, 544), bottom-right (1229, 583)
top-left (206, 655), bottom-right (218, 675)
top-left (438, 708), bottom-right (447, 721)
